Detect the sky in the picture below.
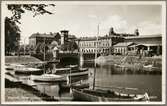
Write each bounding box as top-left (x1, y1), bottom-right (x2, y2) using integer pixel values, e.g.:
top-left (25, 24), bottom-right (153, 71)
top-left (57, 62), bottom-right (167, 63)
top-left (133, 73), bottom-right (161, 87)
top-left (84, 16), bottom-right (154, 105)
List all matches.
top-left (3, 2), bottom-right (163, 44)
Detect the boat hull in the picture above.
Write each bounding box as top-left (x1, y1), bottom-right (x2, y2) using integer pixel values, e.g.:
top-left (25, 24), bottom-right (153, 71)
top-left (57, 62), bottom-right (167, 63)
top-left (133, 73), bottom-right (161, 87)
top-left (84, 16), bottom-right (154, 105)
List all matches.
top-left (31, 74), bottom-right (66, 82)
top-left (72, 89), bottom-right (149, 102)
top-left (15, 70), bottom-right (43, 75)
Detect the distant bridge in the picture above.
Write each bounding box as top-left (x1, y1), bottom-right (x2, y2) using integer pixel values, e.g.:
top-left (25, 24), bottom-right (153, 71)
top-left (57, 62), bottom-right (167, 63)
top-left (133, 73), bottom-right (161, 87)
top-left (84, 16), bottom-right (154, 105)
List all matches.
top-left (31, 52), bottom-right (101, 66)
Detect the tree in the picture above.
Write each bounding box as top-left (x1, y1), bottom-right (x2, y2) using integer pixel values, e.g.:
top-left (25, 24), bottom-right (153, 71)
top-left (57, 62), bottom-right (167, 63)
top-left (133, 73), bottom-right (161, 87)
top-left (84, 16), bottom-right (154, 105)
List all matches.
top-left (5, 17), bottom-right (20, 55)
top-left (60, 40), bottom-right (78, 52)
top-left (5, 4), bottom-right (55, 55)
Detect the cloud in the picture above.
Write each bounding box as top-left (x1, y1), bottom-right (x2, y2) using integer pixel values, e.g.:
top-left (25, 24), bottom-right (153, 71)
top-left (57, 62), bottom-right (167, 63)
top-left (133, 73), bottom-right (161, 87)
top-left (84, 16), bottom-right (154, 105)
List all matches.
top-left (88, 14), bottom-right (97, 19)
top-left (99, 15), bottom-right (129, 35)
top-left (137, 21), bottom-right (161, 35)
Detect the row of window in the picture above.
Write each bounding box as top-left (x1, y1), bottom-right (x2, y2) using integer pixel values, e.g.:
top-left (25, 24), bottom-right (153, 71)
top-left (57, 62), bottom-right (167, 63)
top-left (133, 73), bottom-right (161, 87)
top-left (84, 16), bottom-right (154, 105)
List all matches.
top-left (79, 41), bottom-right (111, 47)
top-left (114, 47), bottom-right (127, 54)
top-left (80, 48), bottom-right (110, 53)
top-left (114, 47), bottom-right (137, 54)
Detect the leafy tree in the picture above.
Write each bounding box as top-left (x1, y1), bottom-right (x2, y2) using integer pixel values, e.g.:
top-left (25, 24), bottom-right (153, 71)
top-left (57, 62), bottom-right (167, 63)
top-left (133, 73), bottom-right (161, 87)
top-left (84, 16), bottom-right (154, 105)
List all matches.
top-left (5, 4), bottom-right (55, 55)
top-left (60, 40), bottom-right (78, 52)
top-left (5, 17), bottom-right (20, 55)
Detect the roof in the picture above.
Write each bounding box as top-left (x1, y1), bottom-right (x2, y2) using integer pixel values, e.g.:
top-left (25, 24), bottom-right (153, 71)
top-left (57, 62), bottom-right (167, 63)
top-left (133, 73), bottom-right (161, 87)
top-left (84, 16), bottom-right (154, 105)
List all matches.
top-left (125, 34), bottom-right (162, 39)
top-left (78, 36), bottom-right (123, 41)
top-left (136, 43), bottom-right (162, 47)
top-left (114, 42), bottom-right (135, 47)
top-left (29, 33), bottom-right (56, 38)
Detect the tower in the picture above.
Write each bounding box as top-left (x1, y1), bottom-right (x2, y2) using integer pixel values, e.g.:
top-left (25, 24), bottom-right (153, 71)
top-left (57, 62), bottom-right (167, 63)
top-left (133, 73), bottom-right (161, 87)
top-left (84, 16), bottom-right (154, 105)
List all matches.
top-left (60, 30), bottom-right (69, 45)
top-left (109, 27), bottom-right (115, 36)
top-left (134, 29), bottom-right (139, 36)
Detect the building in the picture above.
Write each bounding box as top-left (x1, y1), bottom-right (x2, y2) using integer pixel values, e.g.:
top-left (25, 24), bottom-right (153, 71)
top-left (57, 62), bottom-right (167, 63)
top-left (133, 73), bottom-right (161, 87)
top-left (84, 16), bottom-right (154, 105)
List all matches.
top-left (60, 30), bottom-right (69, 45)
top-left (77, 27), bottom-right (136, 55)
top-left (77, 35), bottom-right (124, 55)
top-left (29, 32), bottom-right (60, 48)
top-left (124, 34), bottom-right (162, 56)
top-left (113, 42), bottom-right (136, 55)
top-left (77, 27), bottom-right (162, 57)
top-left (29, 30), bottom-right (78, 54)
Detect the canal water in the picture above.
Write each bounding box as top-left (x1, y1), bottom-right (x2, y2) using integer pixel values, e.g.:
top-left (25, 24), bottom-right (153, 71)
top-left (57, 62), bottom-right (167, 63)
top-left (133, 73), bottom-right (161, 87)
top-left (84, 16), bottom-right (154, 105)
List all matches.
top-left (12, 61), bottom-right (162, 102)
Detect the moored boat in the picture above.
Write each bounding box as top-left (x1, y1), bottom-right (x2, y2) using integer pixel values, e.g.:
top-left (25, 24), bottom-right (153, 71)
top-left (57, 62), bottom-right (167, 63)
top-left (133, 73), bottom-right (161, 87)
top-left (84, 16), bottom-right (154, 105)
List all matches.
top-left (5, 65), bottom-right (14, 71)
top-left (72, 88), bottom-right (150, 101)
top-left (31, 74), bottom-right (66, 82)
top-left (15, 67), bottom-right (43, 75)
top-left (52, 68), bottom-right (71, 74)
top-left (59, 83), bottom-right (89, 91)
top-left (5, 63), bottom-right (25, 70)
top-left (66, 65), bottom-right (78, 71)
top-left (78, 68), bottom-right (88, 72)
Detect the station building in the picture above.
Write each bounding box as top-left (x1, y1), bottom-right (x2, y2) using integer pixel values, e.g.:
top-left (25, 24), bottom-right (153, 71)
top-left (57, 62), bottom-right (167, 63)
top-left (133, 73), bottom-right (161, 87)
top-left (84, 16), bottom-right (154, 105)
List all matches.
top-left (113, 34), bottom-right (162, 56)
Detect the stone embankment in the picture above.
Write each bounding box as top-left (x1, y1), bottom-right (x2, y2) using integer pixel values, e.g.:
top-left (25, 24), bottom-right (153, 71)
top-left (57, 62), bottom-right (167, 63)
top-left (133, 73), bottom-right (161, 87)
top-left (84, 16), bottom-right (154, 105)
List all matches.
top-left (95, 55), bottom-right (162, 71)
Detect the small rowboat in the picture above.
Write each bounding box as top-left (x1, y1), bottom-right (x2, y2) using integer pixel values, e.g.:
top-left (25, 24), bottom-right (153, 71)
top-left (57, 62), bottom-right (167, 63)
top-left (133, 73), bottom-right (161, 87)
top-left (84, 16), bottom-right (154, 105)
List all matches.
top-left (72, 88), bottom-right (150, 101)
top-left (31, 74), bottom-right (66, 82)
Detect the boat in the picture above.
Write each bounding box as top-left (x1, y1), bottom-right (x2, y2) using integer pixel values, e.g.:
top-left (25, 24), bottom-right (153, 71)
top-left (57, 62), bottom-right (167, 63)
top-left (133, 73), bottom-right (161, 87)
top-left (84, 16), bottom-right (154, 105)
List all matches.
top-left (72, 88), bottom-right (150, 101)
top-left (52, 65), bottom-right (88, 75)
top-left (31, 74), bottom-right (66, 82)
top-left (52, 67), bottom-right (71, 74)
top-left (15, 67), bottom-right (43, 75)
top-left (143, 64), bottom-right (159, 70)
top-left (66, 65), bottom-right (79, 71)
top-left (59, 82), bottom-right (89, 91)
top-left (30, 38), bottom-right (65, 82)
top-left (5, 65), bottom-right (14, 71)
top-left (78, 68), bottom-right (88, 72)
top-left (5, 63), bottom-right (25, 70)
top-left (114, 64), bottom-right (125, 68)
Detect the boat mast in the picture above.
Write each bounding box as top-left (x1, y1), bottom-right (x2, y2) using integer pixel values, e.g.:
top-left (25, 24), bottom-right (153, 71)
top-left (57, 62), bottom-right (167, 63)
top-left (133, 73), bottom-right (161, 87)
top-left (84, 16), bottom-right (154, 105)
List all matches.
top-left (43, 37), bottom-right (46, 74)
top-left (93, 23), bottom-right (100, 90)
